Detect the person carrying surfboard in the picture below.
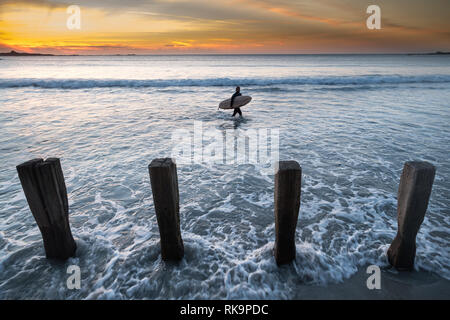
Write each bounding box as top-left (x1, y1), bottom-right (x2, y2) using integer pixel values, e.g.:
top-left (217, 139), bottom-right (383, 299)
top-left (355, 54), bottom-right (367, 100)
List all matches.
top-left (230, 86), bottom-right (243, 117)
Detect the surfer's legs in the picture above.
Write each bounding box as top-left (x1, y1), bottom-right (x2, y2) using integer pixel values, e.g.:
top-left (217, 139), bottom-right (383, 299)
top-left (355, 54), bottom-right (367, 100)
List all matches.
top-left (232, 108), bottom-right (242, 117)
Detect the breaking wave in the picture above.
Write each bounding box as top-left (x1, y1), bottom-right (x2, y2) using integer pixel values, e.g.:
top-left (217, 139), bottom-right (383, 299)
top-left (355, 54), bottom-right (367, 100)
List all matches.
top-left (1, 74), bottom-right (450, 89)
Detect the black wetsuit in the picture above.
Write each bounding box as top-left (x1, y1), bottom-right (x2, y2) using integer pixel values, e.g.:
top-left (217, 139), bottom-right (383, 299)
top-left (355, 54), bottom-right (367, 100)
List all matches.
top-left (231, 92), bottom-right (242, 117)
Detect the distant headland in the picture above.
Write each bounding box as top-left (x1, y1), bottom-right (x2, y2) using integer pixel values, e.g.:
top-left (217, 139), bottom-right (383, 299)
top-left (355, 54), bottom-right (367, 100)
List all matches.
top-left (407, 51), bottom-right (450, 56)
top-left (0, 50), bottom-right (55, 56)
top-left (0, 50), bottom-right (137, 56)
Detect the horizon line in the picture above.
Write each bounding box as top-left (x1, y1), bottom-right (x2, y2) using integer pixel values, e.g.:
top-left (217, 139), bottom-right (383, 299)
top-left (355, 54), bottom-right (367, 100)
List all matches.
top-left (1, 51), bottom-right (449, 57)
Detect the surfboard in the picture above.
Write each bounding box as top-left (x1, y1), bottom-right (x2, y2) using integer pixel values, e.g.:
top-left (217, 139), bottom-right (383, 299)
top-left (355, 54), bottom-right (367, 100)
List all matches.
top-left (219, 96), bottom-right (252, 109)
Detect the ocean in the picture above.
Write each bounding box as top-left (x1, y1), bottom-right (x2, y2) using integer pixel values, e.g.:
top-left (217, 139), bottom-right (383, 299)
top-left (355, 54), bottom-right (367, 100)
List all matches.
top-left (0, 54), bottom-right (449, 299)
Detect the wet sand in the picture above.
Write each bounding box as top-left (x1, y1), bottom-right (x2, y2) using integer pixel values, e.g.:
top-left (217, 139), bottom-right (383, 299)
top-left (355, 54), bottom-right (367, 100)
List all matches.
top-left (295, 267), bottom-right (450, 300)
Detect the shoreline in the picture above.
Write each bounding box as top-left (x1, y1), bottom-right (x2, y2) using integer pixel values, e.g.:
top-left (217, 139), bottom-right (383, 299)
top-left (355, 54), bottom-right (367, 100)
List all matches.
top-left (295, 267), bottom-right (450, 300)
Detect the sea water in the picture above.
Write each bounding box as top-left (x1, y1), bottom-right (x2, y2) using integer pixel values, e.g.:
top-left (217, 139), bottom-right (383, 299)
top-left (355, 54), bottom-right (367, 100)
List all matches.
top-left (0, 54), bottom-right (449, 299)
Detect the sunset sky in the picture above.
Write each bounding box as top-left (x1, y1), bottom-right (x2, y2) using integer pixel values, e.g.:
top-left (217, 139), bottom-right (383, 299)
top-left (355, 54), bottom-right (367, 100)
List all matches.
top-left (1, 0), bottom-right (449, 54)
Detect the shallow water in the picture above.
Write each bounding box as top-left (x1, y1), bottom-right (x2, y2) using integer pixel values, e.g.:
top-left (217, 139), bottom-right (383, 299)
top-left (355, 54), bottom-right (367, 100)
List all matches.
top-left (0, 55), bottom-right (449, 299)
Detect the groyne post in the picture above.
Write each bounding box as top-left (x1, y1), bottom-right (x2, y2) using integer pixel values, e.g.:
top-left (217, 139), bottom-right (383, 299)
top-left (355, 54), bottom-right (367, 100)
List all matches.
top-left (387, 161), bottom-right (436, 270)
top-left (16, 158), bottom-right (77, 260)
top-left (274, 160), bottom-right (302, 265)
top-left (149, 158), bottom-right (184, 261)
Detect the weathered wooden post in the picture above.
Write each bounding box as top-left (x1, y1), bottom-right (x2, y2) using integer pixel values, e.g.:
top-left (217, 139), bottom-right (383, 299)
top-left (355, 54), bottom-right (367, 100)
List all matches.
top-left (274, 161), bottom-right (302, 265)
top-left (149, 158), bottom-right (184, 261)
top-left (16, 158), bottom-right (77, 260)
top-left (387, 161), bottom-right (436, 270)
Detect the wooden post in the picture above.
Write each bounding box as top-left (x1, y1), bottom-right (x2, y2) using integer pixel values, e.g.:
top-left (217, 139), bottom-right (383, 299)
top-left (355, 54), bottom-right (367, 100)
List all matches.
top-left (149, 158), bottom-right (184, 261)
top-left (387, 161), bottom-right (436, 270)
top-left (274, 161), bottom-right (302, 265)
top-left (16, 158), bottom-right (76, 260)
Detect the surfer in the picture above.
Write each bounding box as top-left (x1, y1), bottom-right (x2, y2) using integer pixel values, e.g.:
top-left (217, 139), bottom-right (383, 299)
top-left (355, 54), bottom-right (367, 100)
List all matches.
top-left (230, 86), bottom-right (243, 117)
